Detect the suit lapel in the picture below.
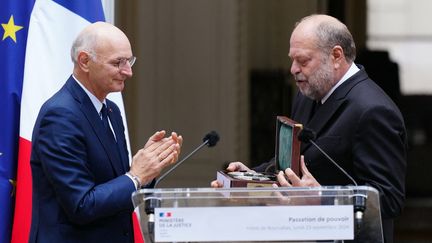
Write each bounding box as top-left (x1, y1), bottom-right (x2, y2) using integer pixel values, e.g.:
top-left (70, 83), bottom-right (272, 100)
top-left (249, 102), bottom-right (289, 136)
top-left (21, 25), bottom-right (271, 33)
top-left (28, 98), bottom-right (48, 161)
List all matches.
top-left (105, 101), bottom-right (129, 173)
top-left (65, 77), bottom-right (125, 175)
top-left (298, 66), bottom-right (369, 153)
top-left (298, 98), bottom-right (345, 153)
top-left (307, 99), bottom-right (345, 137)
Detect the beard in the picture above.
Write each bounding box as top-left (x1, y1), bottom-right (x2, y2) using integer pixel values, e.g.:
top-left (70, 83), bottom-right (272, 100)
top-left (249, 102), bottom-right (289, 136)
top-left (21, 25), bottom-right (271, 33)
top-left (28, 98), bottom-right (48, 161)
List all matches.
top-left (294, 58), bottom-right (335, 101)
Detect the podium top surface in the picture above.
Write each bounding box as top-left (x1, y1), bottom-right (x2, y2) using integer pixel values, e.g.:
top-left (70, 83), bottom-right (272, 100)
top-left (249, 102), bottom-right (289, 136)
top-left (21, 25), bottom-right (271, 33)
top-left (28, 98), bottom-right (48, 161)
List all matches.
top-left (133, 185), bottom-right (378, 200)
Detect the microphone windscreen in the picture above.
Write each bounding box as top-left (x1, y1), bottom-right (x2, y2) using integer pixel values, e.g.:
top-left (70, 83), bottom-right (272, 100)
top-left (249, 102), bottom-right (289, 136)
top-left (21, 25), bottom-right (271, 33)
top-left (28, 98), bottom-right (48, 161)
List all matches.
top-left (203, 131), bottom-right (220, 147)
top-left (298, 128), bottom-right (316, 142)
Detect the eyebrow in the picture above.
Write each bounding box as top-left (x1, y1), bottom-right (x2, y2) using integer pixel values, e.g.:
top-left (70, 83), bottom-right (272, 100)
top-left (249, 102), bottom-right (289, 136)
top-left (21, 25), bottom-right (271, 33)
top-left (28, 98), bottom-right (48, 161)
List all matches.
top-left (113, 56), bottom-right (131, 60)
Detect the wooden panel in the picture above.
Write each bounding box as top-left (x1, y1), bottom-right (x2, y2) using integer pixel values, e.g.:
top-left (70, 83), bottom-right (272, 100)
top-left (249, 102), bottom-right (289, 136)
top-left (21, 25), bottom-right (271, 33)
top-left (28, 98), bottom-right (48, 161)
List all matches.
top-left (116, 0), bottom-right (248, 187)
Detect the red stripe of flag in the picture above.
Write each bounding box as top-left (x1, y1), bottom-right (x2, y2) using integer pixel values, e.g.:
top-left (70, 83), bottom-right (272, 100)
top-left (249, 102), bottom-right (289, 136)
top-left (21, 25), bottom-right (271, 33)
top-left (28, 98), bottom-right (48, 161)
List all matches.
top-left (132, 211), bottom-right (145, 243)
top-left (11, 137), bottom-right (32, 243)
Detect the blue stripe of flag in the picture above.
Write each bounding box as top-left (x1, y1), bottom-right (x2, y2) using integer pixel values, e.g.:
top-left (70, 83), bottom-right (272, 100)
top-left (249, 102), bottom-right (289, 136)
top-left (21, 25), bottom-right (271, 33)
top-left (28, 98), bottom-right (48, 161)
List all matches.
top-left (53, 0), bottom-right (105, 23)
top-left (0, 1), bottom-right (35, 243)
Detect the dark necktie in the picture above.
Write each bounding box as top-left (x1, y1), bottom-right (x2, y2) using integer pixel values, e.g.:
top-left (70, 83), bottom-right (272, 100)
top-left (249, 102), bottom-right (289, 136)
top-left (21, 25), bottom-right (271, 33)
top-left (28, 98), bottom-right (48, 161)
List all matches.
top-left (100, 104), bottom-right (126, 173)
top-left (101, 104), bottom-right (116, 141)
top-left (313, 101), bottom-right (322, 114)
top-left (308, 101), bottom-right (322, 123)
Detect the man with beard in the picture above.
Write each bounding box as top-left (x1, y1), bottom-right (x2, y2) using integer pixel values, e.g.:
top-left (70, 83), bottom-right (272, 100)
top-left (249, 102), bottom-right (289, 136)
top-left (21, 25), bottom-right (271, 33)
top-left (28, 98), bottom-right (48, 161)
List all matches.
top-left (212, 14), bottom-right (407, 243)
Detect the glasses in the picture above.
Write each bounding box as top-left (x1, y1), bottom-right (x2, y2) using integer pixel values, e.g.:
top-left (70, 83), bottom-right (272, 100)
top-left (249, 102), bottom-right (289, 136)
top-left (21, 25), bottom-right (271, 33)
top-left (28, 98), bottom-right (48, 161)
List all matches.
top-left (89, 52), bottom-right (136, 70)
top-left (116, 56), bottom-right (136, 69)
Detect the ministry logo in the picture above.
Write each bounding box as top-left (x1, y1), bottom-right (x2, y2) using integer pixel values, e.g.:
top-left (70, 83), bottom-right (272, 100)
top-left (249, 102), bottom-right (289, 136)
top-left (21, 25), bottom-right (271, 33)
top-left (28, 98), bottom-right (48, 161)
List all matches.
top-left (159, 212), bottom-right (172, 217)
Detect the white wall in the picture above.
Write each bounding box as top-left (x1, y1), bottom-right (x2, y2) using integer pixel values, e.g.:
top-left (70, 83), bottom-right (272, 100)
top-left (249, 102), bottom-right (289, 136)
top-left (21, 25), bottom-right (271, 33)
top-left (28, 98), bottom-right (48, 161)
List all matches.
top-left (367, 0), bottom-right (432, 94)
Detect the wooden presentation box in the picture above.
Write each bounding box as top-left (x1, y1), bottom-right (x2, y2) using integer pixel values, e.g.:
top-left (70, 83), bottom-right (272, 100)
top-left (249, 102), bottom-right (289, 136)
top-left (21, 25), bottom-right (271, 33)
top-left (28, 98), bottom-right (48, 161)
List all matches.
top-left (216, 171), bottom-right (277, 188)
top-left (275, 116), bottom-right (303, 176)
top-left (217, 116), bottom-right (302, 188)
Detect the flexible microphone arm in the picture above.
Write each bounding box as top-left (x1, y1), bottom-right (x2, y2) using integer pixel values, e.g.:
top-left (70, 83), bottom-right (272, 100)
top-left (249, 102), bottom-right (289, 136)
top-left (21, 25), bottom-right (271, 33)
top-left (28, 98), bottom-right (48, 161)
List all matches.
top-left (298, 128), bottom-right (366, 232)
top-left (145, 131), bottom-right (220, 243)
top-left (307, 139), bottom-right (357, 187)
top-left (154, 131), bottom-right (219, 187)
top-left (298, 128), bottom-right (357, 186)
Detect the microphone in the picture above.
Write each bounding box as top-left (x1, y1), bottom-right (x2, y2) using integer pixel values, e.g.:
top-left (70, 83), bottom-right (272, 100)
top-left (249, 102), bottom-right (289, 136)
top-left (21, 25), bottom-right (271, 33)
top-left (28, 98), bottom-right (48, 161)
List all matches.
top-left (154, 130), bottom-right (219, 186)
top-left (145, 131), bottom-right (220, 243)
top-left (297, 128), bottom-right (367, 231)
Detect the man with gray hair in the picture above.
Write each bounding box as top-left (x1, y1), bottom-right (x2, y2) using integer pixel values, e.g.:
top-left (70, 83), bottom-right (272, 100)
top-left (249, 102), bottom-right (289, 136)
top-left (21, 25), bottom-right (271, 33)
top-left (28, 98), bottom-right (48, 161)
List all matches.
top-left (30, 22), bottom-right (182, 242)
top-left (214, 14), bottom-right (407, 243)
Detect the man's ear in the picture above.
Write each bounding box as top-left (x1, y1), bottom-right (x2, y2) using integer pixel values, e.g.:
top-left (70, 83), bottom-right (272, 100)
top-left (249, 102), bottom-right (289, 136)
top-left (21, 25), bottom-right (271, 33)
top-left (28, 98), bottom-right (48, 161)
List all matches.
top-left (77, 51), bottom-right (91, 72)
top-left (332, 45), bottom-right (344, 69)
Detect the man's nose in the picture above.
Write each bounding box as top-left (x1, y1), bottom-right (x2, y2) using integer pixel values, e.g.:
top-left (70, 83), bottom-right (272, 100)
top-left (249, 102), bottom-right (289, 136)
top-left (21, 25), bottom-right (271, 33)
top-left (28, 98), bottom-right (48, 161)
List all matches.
top-left (290, 62), bottom-right (301, 75)
top-left (120, 65), bottom-right (133, 77)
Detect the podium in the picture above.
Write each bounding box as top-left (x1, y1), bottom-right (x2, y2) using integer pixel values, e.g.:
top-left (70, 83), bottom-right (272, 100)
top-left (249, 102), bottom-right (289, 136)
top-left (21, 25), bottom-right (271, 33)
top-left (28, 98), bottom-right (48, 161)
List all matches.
top-left (132, 186), bottom-right (383, 242)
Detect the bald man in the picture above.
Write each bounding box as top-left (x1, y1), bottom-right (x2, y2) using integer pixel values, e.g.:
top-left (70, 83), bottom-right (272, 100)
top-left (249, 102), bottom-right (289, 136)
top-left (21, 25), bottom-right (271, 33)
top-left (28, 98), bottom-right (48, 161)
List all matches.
top-left (214, 14), bottom-right (406, 243)
top-left (30, 22), bottom-right (182, 243)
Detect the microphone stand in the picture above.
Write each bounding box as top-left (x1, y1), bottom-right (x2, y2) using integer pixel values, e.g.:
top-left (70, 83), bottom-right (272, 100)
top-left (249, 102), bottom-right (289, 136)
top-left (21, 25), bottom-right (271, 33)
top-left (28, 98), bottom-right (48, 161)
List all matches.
top-left (144, 195), bottom-right (160, 243)
top-left (154, 141), bottom-right (209, 187)
top-left (307, 140), bottom-right (357, 186)
top-left (144, 131), bottom-right (219, 243)
top-left (304, 135), bottom-right (367, 234)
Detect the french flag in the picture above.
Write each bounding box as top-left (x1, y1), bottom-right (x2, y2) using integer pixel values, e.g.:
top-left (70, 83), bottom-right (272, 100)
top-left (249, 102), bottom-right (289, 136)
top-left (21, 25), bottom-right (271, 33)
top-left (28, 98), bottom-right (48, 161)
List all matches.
top-left (2, 0), bottom-right (137, 242)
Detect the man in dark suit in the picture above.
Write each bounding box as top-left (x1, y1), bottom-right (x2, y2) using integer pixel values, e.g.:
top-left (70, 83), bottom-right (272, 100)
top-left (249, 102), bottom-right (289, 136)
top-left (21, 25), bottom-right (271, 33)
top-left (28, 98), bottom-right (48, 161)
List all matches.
top-left (213, 14), bottom-right (406, 243)
top-left (29, 22), bottom-right (182, 243)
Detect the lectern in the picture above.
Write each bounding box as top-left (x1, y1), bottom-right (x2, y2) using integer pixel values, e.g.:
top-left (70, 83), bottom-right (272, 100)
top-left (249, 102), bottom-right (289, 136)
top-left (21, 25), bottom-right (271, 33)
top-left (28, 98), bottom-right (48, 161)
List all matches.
top-left (132, 186), bottom-right (383, 242)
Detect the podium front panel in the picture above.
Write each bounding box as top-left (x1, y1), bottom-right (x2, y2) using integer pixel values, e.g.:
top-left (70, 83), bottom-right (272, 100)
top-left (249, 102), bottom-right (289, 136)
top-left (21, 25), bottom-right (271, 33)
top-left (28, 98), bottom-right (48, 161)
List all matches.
top-left (132, 186), bottom-right (383, 243)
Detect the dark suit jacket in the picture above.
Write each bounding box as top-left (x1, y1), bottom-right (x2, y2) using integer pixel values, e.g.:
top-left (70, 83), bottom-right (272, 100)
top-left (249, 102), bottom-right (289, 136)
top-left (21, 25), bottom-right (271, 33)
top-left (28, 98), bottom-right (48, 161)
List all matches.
top-left (30, 76), bottom-right (136, 243)
top-left (254, 66), bottom-right (407, 242)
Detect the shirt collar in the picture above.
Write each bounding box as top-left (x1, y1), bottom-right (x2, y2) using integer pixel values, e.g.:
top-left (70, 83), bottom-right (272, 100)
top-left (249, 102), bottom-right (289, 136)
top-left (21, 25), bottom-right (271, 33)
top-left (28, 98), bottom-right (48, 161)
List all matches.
top-left (72, 75), bottom-right (106, 114)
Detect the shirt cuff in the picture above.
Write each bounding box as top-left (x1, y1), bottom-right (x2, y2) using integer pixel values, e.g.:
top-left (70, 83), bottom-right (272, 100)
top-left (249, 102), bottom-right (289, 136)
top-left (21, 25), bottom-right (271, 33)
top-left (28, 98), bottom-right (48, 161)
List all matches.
top-left (125, 172), bottom-right (141, 190)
